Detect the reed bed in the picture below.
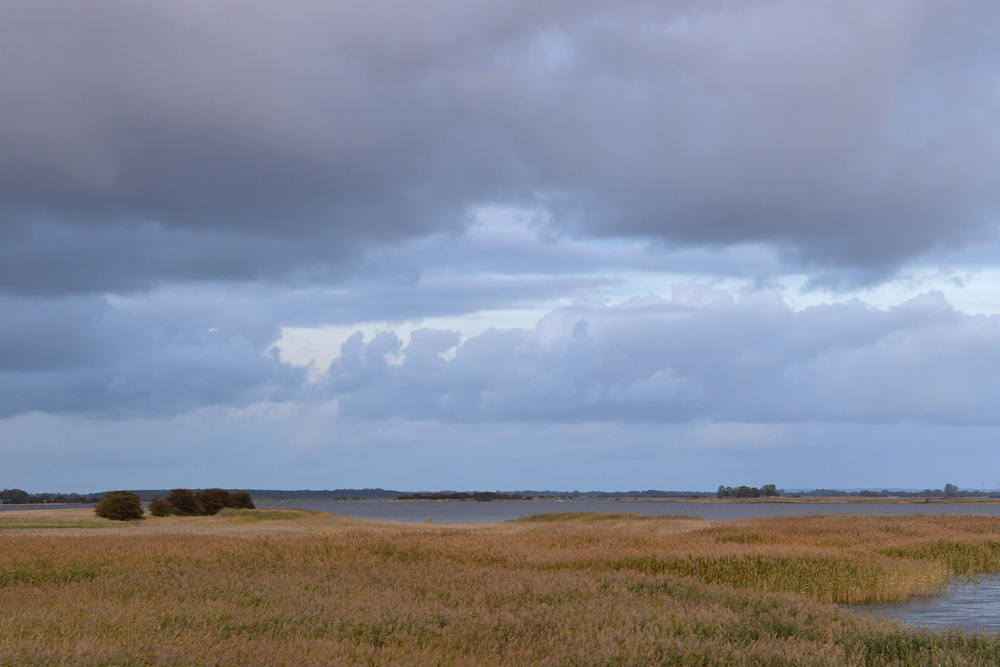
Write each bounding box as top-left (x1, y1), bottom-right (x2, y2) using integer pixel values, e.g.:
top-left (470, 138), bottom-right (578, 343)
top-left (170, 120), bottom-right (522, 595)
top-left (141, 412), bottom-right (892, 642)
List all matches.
top-left (2, 510), bottom-right (1000, 665)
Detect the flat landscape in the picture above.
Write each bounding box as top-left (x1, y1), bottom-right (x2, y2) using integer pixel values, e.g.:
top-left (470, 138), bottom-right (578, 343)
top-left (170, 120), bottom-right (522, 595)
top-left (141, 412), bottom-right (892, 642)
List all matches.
top-left (4, 510), bottom-right (1000, 665)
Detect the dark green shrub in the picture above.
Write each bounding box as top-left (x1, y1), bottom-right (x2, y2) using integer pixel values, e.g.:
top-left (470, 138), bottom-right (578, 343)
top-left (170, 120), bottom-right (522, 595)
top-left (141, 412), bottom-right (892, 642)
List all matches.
top-left (148, 496), bottom-right (172, 517)
top-left (230, 491), bottom-right (255, 509)
top-left (196, 488), bottom-right (232, 515)
top-left (1, 488), bottom-right (29, 504)
top-left (94, 491), bottom-right (144, 521)
top-left (167, 488), bottom-right (202, 515)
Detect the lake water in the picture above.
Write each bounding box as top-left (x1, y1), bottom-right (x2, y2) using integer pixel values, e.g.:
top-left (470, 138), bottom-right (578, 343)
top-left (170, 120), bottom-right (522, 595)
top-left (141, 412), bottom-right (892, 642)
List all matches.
top-left (9, 499), bottom-right (1000, 522)
top-left (0, 503), bottom-right (82, 512)
top-left (848, 575), bottom-right (1000, 634)
top-left (253, 499), bottom-right (1000, 523)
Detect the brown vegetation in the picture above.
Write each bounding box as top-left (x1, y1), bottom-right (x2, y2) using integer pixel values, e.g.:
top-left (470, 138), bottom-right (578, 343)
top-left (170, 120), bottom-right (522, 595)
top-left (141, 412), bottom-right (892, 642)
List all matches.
top-left (2, 510), bottom-right (1000, 665)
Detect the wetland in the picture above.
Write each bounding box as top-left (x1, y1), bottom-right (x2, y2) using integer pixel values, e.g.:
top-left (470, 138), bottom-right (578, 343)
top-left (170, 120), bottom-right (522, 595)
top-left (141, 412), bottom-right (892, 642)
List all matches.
top-left (4, 509), bottom-right (1000, 665)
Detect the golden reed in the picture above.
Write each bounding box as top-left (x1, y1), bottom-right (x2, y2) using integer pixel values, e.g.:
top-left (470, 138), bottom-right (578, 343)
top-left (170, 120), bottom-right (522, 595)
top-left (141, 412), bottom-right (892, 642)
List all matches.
top-left (3, 509), bottom-right (1000, 665)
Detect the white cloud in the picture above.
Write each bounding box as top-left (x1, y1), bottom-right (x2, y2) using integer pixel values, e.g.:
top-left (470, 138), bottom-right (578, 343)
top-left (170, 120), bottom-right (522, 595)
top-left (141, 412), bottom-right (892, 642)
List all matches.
top-left (324, 286), bottom-right (1000, 425)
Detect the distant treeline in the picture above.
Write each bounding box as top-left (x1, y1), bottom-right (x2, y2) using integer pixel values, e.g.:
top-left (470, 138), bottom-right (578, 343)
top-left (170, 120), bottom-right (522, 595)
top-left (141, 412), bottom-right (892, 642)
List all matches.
top-left (792, 484), bottom-right (996, 499)
top-left (2, 489), bottom-right (102, 504)
top-left (588, 490), bottom-right (708, 499)
top-left (398, 490), bottom-right (711, 501)
top-left (398, 491), bottom-right (528, 501)
top-left (10, 488), bottom-right (714, 501)
top-left (125, 488), bottom-right (403, 501)
top-left (10, 485), bottom-right (993, 503)
top-left (716, 485), bottom-right (780, 499)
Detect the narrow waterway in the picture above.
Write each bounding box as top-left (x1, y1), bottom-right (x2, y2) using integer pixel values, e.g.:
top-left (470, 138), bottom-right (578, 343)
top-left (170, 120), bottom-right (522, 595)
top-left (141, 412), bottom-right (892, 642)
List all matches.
top-left (847, 575), bottom-right (1000, 634)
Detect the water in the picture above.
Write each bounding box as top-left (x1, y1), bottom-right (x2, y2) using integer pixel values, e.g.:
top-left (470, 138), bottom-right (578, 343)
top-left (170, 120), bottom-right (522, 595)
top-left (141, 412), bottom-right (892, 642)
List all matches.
top-left (252, 499), bottom-right (1000, 523)
top-left (0, 503), bottom-right (81, 512)
top-left (848, 575), bottom-right (1000, 634)
top-left (9, 498), bottom-right (1000, 522)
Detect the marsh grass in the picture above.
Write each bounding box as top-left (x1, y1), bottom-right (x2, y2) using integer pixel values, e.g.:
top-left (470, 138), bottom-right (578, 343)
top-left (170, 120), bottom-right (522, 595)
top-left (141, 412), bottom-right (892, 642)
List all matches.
top-left (0, 509), bottom-right (113, 530)
top-left (3, 512), bottom-right (1000, 665)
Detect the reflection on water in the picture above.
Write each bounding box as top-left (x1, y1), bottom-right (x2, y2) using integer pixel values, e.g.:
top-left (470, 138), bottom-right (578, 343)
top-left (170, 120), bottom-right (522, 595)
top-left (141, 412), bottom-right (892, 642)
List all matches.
top-left (253, 499), bottom-right (1000, 523)
top-left (848, 575), bottom-right (1000, 634)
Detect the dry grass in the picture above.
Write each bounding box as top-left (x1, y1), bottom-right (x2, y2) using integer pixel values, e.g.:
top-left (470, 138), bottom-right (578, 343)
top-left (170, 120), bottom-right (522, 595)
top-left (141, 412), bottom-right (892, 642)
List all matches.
top-left (0, 508), bottom-right (112, 530)
top-left (3, 510), bottom-right (1000, 665)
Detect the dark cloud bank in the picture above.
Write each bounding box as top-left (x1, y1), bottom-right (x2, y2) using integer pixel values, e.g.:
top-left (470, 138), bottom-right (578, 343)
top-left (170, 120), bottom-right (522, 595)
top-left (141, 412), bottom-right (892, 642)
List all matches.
top-left (2, 1), bottom-right (1000, 295)
top-left (5, 0), bottom-right (1000, 486)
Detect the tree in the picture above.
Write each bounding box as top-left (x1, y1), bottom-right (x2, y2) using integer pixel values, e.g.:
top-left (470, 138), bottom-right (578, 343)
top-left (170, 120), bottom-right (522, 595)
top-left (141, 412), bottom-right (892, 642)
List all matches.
top-left (761, 484), bottom-right (780, 497)
top-left (94, 491), bottom-right (144, 521)
top-left (167, 488), bottom-right (202, 515)
top-left (945, 483), bottom-right (959, 498)
top-left (196, 488), bottom-right (232, 515)
top-left (230, 491), bottom-right (255, 509)
top-left (148, 496), bottom-right (173, 517)
top-left (1, 488), bottom-right (29, 504)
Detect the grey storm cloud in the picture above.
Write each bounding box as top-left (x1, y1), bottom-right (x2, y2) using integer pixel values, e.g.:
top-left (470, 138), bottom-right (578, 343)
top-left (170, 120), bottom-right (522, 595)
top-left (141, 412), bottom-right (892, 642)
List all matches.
top-left (3, 1), bottom-right (1000, 294)
top-left (0, 295), bottom-right (303, 418)
top-left (8, 283), bottom-right (1000, 426)
top-left (326, 286), bottom-right (1000, 425)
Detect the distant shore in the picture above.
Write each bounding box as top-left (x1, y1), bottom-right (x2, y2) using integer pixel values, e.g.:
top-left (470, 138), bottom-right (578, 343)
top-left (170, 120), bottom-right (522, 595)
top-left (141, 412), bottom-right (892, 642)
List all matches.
top-left (259, 495), bottom-right (1000, 504)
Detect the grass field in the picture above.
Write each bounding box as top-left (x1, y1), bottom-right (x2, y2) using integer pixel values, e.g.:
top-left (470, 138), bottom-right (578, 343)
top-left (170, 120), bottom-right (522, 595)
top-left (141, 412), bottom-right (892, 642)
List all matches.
top-left (4, 509), bottom-right (1000, 665)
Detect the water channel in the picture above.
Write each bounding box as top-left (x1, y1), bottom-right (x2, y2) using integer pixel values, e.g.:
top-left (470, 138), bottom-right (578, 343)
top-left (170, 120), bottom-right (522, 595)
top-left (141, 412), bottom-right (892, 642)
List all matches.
top-left (846, 575), bottom-right (1000, 634)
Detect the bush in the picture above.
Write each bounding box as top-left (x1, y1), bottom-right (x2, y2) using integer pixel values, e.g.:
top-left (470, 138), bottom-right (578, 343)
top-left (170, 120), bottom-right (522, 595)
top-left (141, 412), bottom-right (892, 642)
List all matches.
top-left (196, 488), bottom-right (232, 515)
top-left (230, 491), bottom-right (255, 509)
top-left (94, 491), bottom-right (144, 521)
top-left (148, 496), bottom-right (172, 517)
top-left (167, 488), bottom-right (202, 515)
top-left (1, 488), bottom-right (29, 504)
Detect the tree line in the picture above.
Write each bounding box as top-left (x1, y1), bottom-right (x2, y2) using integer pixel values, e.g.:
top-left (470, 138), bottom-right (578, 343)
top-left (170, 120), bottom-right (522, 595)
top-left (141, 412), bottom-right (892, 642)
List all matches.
top-left (786, 484), bottom-right (989, 498)
top-left (2, 489), bottom-right (103, 504)
top-left (716, 484), bottom-right (780, 499)
top-left (397, 491), bottom-right (530, 501)
top-left (94, 488), bottom-right (255, 521)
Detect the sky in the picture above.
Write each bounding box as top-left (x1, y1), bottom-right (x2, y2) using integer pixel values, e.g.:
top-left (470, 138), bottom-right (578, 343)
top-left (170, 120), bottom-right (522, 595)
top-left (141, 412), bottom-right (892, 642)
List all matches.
top-left (6, 1), bottom-right (1000, 493)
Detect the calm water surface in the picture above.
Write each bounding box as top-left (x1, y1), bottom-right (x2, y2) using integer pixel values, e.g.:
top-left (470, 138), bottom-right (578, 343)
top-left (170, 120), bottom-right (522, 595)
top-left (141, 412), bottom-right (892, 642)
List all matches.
top-left (253, 499), bottom-right (1000, 523)
top-left (0, 503), bottom-right (81, 512)
top-left (848, 575), bottom-right (1000, 634)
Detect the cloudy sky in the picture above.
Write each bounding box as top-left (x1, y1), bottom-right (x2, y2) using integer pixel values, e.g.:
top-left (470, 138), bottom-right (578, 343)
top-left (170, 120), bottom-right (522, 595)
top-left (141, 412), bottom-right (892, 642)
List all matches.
top-left (6, 0), bottom-right (1000, 493)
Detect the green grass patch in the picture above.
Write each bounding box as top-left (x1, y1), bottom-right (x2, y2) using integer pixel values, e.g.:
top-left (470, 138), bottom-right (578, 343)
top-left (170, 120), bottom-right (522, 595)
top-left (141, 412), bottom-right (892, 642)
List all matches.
top-left (0, 565), bottom-right (96, 587)
top-left (609, 553), bottom-right (949, 604)
top-left (715, 531), bottom-right (786, 545)
top-left (0, 522), bottom-right (107, 529)
top-left (0, 514), bottom-right (111, 530)
top-left (879, 539), bottom-right (1000, 575)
